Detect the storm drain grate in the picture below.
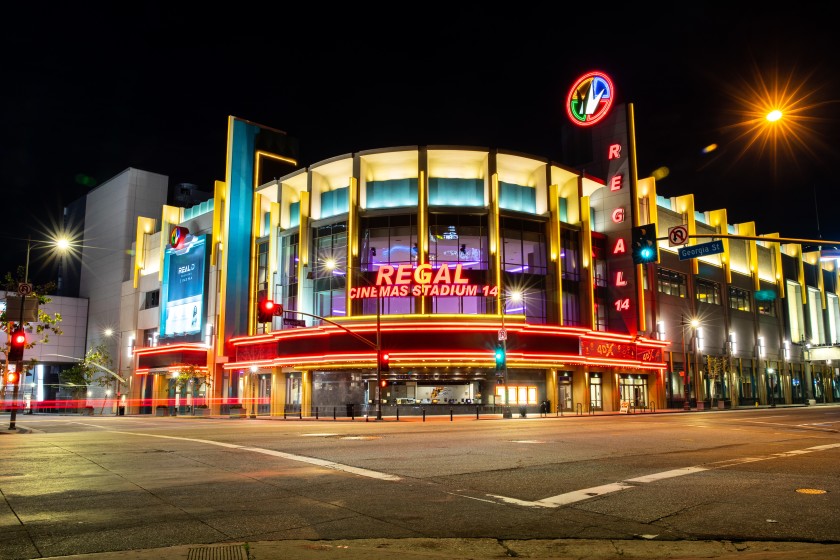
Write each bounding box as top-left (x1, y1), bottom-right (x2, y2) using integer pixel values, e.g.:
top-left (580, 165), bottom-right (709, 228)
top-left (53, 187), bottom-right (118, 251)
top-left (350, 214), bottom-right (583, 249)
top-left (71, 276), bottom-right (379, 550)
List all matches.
top-left (187, 544), bottom-right (248, 560)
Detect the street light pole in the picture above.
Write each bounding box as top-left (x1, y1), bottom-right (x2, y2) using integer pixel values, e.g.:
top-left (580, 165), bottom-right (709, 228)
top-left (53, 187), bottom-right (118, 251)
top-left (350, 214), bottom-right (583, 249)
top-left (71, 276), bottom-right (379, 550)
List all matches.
top-left (693, 330), bottom-right (701, 410)
top-left (8, 237), bottom-right (32, 430)
top-left (375, 294), bottom-right (382, 420)
top-left (681, 314), bottom-right (691, 411)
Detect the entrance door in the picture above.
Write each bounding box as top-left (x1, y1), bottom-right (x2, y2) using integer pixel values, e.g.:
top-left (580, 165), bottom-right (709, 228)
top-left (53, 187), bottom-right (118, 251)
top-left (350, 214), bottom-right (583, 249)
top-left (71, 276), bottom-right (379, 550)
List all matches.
top-left (558, 383), bottom-right (572, 411)
top-left (589, 375), bottom-right (602, 411)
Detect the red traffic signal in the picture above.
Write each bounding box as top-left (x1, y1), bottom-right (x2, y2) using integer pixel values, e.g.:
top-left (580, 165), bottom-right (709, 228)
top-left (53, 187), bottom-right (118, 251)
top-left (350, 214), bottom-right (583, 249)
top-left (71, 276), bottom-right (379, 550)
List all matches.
top-left (5, 370), bottom-right (20, 384)
top-left (257, 299), bottom-right (283, 323)
top-left (8, 327), bottom-right (26, 362)
top-left (378, 351), bottom-right (390, 371)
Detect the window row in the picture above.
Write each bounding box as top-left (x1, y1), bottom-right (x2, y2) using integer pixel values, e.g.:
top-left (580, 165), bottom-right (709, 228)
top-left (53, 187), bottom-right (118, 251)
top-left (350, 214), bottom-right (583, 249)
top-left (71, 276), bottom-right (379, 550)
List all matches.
top-left (655, 268), bottom-right (774, 315)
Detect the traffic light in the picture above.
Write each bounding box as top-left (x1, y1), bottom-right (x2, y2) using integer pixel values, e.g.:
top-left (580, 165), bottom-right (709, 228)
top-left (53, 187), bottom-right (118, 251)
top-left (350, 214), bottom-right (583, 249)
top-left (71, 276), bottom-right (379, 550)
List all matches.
top-left (379, 351), bottom-right (390, 371)
top-left (257, 298), bottom-right (283, 323)
top-left (494, 343), bottom-right (506, 371)
top-left (5, 370), bottom-right (20, 385)
top-left (631, 224), bottom-right (659, 264)
top-left (8, 327), bottom-right (26, 362)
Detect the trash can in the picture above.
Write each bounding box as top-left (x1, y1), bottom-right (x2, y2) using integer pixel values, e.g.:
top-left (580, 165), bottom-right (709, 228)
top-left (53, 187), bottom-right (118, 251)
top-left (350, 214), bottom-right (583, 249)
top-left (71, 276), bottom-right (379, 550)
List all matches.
top-left (118, 406), bottom-right (125, 416)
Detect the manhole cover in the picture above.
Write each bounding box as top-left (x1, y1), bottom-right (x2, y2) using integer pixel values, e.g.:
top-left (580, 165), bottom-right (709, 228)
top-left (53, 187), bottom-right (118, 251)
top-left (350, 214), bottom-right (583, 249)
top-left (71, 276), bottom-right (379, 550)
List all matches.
top-left (796, 488), bottom-right (827, 495)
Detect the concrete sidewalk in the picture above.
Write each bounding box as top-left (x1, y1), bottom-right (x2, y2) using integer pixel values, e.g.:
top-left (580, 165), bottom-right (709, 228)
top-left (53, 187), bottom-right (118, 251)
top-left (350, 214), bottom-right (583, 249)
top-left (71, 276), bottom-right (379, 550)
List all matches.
top-left (41, 538), bottom-right (840, 559)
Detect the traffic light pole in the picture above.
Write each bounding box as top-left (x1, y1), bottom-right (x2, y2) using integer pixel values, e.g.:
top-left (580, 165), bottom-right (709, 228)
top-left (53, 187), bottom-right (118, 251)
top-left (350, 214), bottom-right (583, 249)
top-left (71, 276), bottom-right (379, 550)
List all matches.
top-left (8, 237), bottom-right (32, 430)
top-left (375, 295), bottom-right (382, 420)
top-left (281, 308), bottom-right (382, 420)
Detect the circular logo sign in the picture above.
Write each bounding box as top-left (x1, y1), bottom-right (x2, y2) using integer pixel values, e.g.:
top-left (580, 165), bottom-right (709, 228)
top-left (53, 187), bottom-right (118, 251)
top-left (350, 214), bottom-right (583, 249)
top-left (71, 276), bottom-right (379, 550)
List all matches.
top-left (566, 71), bottom-right (615, 127)
top-left (170, 226), bottom-right (189, 249)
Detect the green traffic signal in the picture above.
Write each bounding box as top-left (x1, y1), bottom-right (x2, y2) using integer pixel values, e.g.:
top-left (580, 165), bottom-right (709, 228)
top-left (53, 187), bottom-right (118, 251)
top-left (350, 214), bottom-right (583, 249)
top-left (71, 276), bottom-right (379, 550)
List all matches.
top-left (631, 224), bottom-right (659, 264)
top-left (494, 344), bottom-right (506, 370)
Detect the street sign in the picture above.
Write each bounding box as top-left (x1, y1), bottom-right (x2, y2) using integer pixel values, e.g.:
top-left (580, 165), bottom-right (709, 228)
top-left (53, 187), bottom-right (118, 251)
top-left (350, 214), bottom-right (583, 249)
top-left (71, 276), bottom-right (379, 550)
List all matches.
top-left (18, 283), bottom-right (33, 295)
top-left (668, 225), bottom-right (688, 247)
top-left (3, 296), bottom-right (38, 321)
top-left (498, 328), bottom-right (507, 341)
top-left (678, 240), bottom-right (724, 260)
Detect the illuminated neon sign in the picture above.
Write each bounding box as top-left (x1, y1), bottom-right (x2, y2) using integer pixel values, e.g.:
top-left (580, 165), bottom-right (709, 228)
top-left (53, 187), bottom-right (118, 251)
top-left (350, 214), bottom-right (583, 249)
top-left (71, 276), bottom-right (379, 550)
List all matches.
top-left (349, 264), bottom-right (498, 298)
top-left (566, 71), bottom-right (615, 127)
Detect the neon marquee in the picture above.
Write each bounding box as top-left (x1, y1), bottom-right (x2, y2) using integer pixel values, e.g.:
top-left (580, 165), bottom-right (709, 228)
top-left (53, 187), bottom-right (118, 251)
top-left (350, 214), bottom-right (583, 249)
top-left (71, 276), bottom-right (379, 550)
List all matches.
top-left (349, 263), bottom-right (498, 299)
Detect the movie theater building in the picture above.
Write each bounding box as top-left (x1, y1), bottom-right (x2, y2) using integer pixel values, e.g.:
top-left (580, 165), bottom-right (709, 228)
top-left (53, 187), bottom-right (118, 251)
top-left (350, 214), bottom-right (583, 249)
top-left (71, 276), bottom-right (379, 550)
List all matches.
top-left (125, 114), bottom-right (838, 417)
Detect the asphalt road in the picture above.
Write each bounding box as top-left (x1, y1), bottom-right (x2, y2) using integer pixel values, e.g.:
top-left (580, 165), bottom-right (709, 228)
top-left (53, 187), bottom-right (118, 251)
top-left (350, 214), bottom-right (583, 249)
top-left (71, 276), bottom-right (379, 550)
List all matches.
top-left (2, 405), bottom-right (839, 559)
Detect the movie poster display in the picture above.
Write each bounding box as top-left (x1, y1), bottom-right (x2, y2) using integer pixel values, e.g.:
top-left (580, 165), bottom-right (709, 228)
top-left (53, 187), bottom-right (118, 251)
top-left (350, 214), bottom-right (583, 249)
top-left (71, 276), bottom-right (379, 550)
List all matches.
top-left (160, 233), bottom-right (208, 337)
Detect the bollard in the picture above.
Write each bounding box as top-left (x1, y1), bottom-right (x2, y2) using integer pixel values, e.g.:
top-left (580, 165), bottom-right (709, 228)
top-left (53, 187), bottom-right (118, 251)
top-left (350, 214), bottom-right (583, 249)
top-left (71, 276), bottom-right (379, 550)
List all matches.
top-left (422, 408), bottom-right (426, 422)
top-left (333, 406), bottom-right (336, 420)
top-left (283, 408), bottom-right (287, 420)
top-left (315, 407), bottom-right (319, 420)
top-left (450, 408), bottom-right (454, 421)
top-left (396, 407), bottom-right (400, 421)
top-left (299, 409), bottom-right (302, 419)
top-left (476, 405), bottom-right (480, 420)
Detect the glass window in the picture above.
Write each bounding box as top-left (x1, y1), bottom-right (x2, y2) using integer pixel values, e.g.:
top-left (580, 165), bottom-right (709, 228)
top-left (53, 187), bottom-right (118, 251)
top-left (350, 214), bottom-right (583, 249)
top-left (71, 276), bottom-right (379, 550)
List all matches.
top-left (807, 286), bottom-right (825, 344)
top-left (728, 286), bottom-right (751, 312)
top-left (499, 217), bottom-right (548, 324)
top-left (756, 298), bottom-right (775, 316)
top-left (560, 229), bottom-right (580, 281)
top-left (278, 232), bottom-right (299, 321)
top-left (828, 293), bottom-right (840, 344)
top-left (657, 268), bottom-right (687, 298)
top-left (695, 278), bottom-right (721, 305)
top-left (360, 214), bottom-right (418, 315)
top-left (429, 213), bottom-right (490, 315)
top-left (311, 222), bottom-right (348, 318)
top-left (786, 280), bottom-right (805, 343)
top-left (143, 290), bottom-right (160, 309)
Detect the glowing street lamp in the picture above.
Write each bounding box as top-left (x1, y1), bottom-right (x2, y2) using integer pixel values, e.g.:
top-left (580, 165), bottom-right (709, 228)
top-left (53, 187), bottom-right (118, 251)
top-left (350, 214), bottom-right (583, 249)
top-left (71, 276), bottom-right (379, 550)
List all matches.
top-left (681, 315), bottom-right (700, 411)
top-left (7, 234), bottom-right (71, 430)
top-left (498, 290), bottom-right (522, 419)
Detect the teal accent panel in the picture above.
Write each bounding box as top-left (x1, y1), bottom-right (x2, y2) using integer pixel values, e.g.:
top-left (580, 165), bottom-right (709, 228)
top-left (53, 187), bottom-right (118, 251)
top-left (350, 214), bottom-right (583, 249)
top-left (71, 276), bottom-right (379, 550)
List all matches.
top-left (559, 198), bottom-right (568, 222)
top-left (224, 119), bottom-right (260, 339)
top-left (290, 202), bottom-right (300, 227)
top-left (366, 178), bottom-right (417, 208)
top-left (183, 198), bottom-right (214, 221)
top-left (429, 178), bottom-right (483, 206)
top-left (499, 181), bottom-right (536, 213)
top-left (322, 187), bottom-right (349, 218)
top-left (695, 210), bottom-right (706, 225)
top-left (728, 224), bottom-right (736, 234)
top-left (656, 195), bottom-right (672, 210)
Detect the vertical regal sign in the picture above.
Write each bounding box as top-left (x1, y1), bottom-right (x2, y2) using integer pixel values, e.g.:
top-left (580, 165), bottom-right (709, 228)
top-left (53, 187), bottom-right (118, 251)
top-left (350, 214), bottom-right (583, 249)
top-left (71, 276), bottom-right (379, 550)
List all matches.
top-left (566, 71), bottom-right (637, 335)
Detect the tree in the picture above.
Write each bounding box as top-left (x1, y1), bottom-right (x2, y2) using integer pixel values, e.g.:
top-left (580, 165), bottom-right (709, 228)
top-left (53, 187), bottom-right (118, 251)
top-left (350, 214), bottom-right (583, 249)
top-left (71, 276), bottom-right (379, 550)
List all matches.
top-left (60, 343), bottom-right (114, 411)
top-left (175, 364), bottom-right (208, 412)
top-left (1, 269), bottom-right (63, 398)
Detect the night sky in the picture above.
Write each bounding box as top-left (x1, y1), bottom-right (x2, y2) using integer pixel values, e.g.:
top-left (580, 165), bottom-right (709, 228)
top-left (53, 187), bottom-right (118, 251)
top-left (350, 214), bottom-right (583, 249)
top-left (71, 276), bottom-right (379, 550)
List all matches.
top-left (4, 5), bottom-right (840, 285)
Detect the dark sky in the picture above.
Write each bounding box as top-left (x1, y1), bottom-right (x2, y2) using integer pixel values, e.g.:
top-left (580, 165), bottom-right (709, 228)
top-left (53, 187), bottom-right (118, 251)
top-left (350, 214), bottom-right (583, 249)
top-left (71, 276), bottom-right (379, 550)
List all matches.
top-left (4, 5), bottom-right (840, 285)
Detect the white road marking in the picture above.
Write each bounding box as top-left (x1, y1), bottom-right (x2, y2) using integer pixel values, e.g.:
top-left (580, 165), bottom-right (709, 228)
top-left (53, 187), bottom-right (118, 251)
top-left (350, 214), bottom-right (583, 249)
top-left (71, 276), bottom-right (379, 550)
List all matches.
top-left (101, 429), bottom-right (401, 481)
top-left (72, 424), bottom-right (839, 506)
top-left (487, 442), bottom-right (840, 509)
